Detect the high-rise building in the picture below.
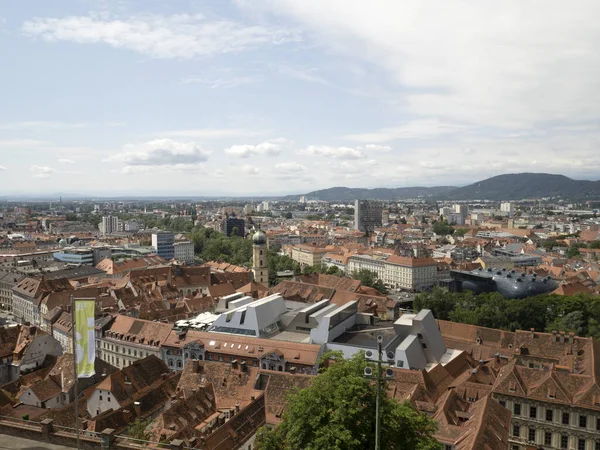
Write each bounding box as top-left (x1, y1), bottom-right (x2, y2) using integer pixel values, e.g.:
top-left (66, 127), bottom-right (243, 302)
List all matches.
top-left (262, 201), bottom-right (271, 211)
top-left (100, 215), bottom-right (119, 235)
top-left (299, 196), bottom-right (307, 204)
top-left (174, 240), bottom-right (195, 264)
top-left (251, 230), bottom-right (269, 284)
top-left (500, 202), bottom-right (515, 218)
top-left (354, 199), bottom-right (383, 232)
top-left (221, 215), bottom-right (245, 237)
top-left (152, 231), bottom-right (175, 260)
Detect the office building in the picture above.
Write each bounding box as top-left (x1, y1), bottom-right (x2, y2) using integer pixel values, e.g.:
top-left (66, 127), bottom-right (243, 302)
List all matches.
top-left (152, 231), bottom-right (175, 260)
top-left (221, 215), bottom-right (245, 237)
top-left (354, 199), bottom-right (383, 232)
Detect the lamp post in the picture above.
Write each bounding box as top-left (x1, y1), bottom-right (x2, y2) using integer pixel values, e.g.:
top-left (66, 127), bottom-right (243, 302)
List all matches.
top-left (364, 335), bottom-right (394, 450)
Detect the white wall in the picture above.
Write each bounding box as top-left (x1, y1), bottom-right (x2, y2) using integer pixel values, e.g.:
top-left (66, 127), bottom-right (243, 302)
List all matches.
top-left (87, 388), bottom-right (121, 417)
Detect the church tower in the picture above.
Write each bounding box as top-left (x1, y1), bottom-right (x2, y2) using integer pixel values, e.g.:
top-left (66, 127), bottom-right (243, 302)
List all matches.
top-left (252, 229), bottom-right (269, 284)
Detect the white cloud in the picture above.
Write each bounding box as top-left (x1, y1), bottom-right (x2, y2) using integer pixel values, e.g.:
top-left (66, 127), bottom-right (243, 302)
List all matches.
top-left (251, 1), bottom-right (600, 128)
top-left (30, 165), bottom-right (55, 178)
top-left (364, 144), bottom-right (392, 152)
top-left (58, 158), bottom-right (75, 164)
top-left (303, 145), bottom-right (364, 159)
top-left (345, 120), bottom-right (466, 143)
top-left (104, 139), bottom-right (210, 173)
top-left (242, 165), bottom-right (260, 175)
top-left (0, 121), bottom-right (88, 130)
top-left (226, 142), bottom-right (281, 158)
top-left (159, 128), bottom-right (262, 139)
top-left (182, 76), bottom-right (258, 89)
top-left (275, 162), bottom-right (306, 172)
top-left (23, 14), bottom-right (301, 59)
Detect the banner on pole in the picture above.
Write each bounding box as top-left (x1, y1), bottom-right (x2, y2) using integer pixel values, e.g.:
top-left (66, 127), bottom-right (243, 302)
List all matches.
top-left (75, 300), bottom-right (95, 378)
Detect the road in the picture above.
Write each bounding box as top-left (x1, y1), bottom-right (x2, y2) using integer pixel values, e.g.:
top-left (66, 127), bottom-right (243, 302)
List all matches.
top-left (0, 434), bottom-right (74, 449)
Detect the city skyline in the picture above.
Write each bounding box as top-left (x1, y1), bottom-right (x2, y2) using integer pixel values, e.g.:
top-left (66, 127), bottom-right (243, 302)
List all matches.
top-left (2, 1), bottom-right (600, 195)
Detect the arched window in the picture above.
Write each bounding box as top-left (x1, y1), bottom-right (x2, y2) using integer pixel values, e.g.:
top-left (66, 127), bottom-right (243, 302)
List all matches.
top-left (262, 363), bottom-right (267, 369)
top-left (259, 250), bottom-right (263, 256)
top-left (185, 352), bottom-right (189, 359)
top-left (191, 353), bottom-right (196, 359)
top-left (168, 359), bottom-right (174, 367)
top-left (177, 360), bottom-right (183, 368)
top-left (198, 354), bottom-right (203, 360)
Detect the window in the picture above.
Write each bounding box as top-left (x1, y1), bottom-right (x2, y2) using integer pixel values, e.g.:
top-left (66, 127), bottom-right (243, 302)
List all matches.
top-left (499, 400), bottom-right (506, 408)
top-left (596, 441), bottom-right (600, 450)
top-left (580, 414), bottom-right (587, 428)
top-left (528, 427), bottom-right (535, 442)
top-left (597, 417), bottom-right (600, 430)
top-left (545, 432), bottom-right (552, 446)
top-left (530, 406), bottom-right (537, 419)
top-left (561, 435), bottom-right (568, 449)
top-left (546, 409), bottom-right (553, 421)
top-left (562, 412), bottom-right (570, 425)
top-left (99, 395), bottom-right (102, 401)
top-left (579, 439), bottom-right (586, 450)
top-left (444, 446), bottom-right (453, 450)
top-left (421, 342), bottom-right (427, 349)
top-left (168, 359), bottom-right (174, 367)
top-left (514, 403), bottom-right (521, 416)
top-left (177, 360), bottom-right (182, 368)
top-left (512, 423), bottom-right (520, 437)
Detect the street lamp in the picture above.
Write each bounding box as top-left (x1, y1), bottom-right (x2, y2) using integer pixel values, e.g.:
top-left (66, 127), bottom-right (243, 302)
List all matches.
top-left (364, 335), bottom-right (394, 450)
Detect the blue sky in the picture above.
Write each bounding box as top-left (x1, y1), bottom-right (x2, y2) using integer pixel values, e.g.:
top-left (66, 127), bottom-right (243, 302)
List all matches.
top-left (1, 0), bottom-right (600, 196)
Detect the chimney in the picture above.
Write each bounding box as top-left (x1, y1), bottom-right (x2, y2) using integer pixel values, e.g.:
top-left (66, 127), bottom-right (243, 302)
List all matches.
top-left (133, 401), bottom-right (141, 416)
top-left (231, 359), bottom-right (238, 370)
top-left (530, 328), bottom-right (535, 338)
top-left (235, 401), bottom-right (240, 414)
top-left (559, 331), bottom-right (565, 344)
top-left (240, 360), bottom-right (247, 372)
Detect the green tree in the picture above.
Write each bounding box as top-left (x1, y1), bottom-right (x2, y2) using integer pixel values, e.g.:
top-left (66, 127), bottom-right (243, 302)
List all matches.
top-left (254, 352), bottom-right (440, 450)
top-left (432, 219), bottom-right (453, 236)
top-left (352, 269), bottom-right (376, 287)
top-left (283, 212), bottom-right (293, 219)
top-left (589, 240), bottom-right (600, 249)
top-left (566, 246), bottom-right (581, 258)
top-left (453, 228), bottom-right (469, 237)
top-left (127, 417), bottom-right (151, 441)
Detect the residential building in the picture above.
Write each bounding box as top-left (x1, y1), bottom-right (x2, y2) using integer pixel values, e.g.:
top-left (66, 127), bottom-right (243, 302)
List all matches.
top-left (501, 202), bottom-right (515, 218)
top-left (354, 199), bottom-right (383, 232)
top-left (291, 244), bottom-right (329, 267)
top-left (252, 230), bottom-right (269, 284)
top-left (52, 246), bottom-right (111, 266)
top-left (152, 231), bottom-right (175, 260)
top-left (100, 215), bottom-right (119, 235)
top-left (438, 321), bottom-right (600, 450)
top-left (173, 240), bottom-right (195, 264)
top-left (11, 277), bottom-right (73, 325)
top-left (0, 271), bottom-right (24, 312)
top-left (96, 314), bottom-right (172, 370)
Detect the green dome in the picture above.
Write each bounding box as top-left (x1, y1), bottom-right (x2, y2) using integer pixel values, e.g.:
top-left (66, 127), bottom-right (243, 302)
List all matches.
top-left (252, 230), bottom-right (267, 245)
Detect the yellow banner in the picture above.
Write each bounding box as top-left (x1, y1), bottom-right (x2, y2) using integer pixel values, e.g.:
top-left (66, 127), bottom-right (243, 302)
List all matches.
top-left (75, 300), bottom-right (95, 378)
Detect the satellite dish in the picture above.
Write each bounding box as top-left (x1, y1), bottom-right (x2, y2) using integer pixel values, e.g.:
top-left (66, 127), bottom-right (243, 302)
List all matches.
top-left (364, 367), bottom-right (373, 377)
top-left (386, 351), bottom-right (395, 360)
top-left (385, 368), bottom-right (394, 378)
top-left (365, 350), bottom-right (373, 358)
top-left (377, 335), bottom-right (384, 343)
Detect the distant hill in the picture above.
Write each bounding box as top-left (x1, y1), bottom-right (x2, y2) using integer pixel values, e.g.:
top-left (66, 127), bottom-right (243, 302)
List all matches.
top-left (283, 173), bottom-right (600, 202)
top-left (283, 186), bottom-right (457, 202)
top-left (443, 173), bottom-right (600, 200)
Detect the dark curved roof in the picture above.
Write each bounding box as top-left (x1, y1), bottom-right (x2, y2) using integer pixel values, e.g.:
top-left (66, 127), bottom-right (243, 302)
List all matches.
top-left (452, 268), bottom-right (558, 299)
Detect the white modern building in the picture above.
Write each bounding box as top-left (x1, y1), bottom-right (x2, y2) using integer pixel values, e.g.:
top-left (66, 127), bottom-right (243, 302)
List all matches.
top-left (173, 240), bottom-right (195, 264)
top-left (100, 215), bottom-right (119, 235)
top-left (152, 231), bottom-right (175, 260)
top-left (500, 202), bottom-right (515, 218)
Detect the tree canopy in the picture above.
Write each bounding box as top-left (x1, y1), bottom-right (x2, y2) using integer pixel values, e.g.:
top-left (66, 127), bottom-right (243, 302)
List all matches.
top-left (414, 287), bottom-right (600, 339)
top-left (352, 269), bottom-right (389, 294)
top-left (254, 352), bottom-right (440, 450)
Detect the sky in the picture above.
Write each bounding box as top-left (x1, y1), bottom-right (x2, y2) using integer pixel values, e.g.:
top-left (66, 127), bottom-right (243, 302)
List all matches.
top-left (1, 0), bottom-right (600, 197)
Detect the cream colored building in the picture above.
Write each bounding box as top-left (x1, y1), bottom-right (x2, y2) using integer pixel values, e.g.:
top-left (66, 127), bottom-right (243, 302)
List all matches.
top-left (347, 254), bottom-right (438, 290)
top-left (251, 230), bottom-right (269, 284)
top-left (291, 244), bottom-right (329, 267)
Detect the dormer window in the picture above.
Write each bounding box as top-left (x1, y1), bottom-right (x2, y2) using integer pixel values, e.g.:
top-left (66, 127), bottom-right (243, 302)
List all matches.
top-left (509, 382), bottom-right (516, 392)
